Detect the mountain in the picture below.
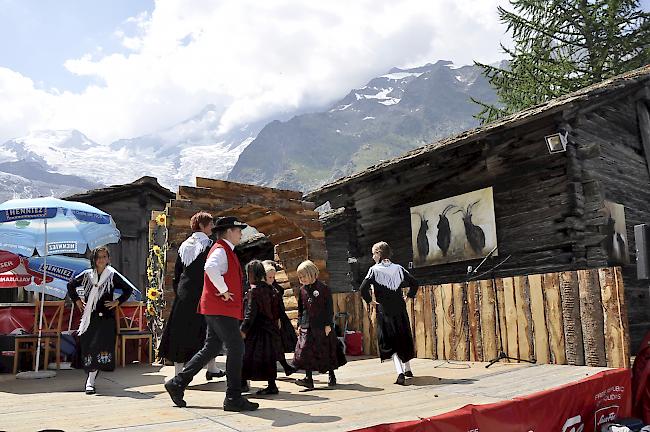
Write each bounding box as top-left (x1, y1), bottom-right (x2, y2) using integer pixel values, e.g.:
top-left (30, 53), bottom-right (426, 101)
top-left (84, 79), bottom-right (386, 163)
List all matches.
top-left (228, 60), bottom-right (498, 191)
top-left (0, 107), bottom-right (272, 198)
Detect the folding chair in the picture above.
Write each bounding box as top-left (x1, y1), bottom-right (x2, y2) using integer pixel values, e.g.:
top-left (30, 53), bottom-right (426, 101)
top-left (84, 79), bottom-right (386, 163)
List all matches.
top-left (13, 301), bottom-right (64, 373)
top-left (115, 302), bottom-right (152, 367)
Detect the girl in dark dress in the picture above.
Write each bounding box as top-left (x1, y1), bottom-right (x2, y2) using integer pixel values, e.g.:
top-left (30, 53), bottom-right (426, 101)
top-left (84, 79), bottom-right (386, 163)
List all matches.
top-left (360, 241), bottom-right (418, 385)
top-left (158, 211), bottom-right (225, 379)
top-left (240, 260), bottom-right (285, 395)
top-left (67, 246), bottom-right (133, 395)
top-left (293, 260), bottom-right (346, 390)
top-left (262, 260), bottom-right (297, 376)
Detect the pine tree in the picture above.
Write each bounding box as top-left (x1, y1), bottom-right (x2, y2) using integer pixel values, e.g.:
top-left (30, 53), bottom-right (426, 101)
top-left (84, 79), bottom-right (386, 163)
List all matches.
top-left (474, 0), bottom-right (650, 123)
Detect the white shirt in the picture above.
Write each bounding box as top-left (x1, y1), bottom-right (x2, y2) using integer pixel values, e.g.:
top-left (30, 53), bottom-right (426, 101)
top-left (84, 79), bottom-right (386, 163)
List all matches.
top-left (204, 239), bottom-right (235, 294)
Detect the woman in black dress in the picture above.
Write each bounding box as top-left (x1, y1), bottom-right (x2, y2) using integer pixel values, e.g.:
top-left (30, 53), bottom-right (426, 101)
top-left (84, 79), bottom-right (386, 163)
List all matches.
top-left (359, 241), bottom-right (418, 385)
top-left (158, 211), bottom-right (225, 379)
top-left (293, 260), bottom-right (346, 389)
top-left (67, 246), bottom-right (133, 395)
top-left (240, 260), bottom-right (285, 395)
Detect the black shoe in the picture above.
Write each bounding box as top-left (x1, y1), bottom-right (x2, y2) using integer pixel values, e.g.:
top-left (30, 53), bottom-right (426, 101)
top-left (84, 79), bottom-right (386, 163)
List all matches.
top-left (206, 369), bottom-right (226, 381)
top-left (328, 373), bottom-right (337, 387)
top-left (85, 386), bottom-right (96, 395)
top-left (395, 373), bottom-right (406, 386)
top-left (404, 371), bottom-right (414, 378)
top-left (256, 386), bottom-right (279, 395)
top-left (223, 397), bottom-right (259, 412)
top-left (164, 379), bottom-right (187, 408)
top-left (283, 364), bottom-right (297, 377)
top-left (295, 377), bottom-right (314, 389)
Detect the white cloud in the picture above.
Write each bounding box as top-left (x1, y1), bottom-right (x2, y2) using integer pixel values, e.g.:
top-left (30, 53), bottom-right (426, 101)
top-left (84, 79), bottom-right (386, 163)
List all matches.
top-left (0, 0), bottom-right (509, 144)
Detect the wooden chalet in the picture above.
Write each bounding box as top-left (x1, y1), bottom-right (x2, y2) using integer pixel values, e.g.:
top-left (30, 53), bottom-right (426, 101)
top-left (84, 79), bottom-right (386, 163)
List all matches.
top-left (67, 176), bottom-right (174, 291)
top-left (306, 65), bottom-right (650, 366)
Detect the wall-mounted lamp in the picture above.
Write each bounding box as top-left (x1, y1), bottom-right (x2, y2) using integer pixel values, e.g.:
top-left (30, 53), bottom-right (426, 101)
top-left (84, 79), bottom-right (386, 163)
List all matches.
top-left (544, 130), bottom-right (569, 154)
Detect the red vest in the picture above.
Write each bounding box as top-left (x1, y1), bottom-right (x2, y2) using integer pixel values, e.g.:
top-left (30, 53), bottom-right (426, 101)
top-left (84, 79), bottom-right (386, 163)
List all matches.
top-left (199, 240), bottom-right (244, 319)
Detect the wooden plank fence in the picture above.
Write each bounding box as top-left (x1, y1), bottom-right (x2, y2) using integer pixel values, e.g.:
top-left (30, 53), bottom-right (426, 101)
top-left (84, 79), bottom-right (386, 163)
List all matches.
top-left (333, 267), bottom-right (630, 368)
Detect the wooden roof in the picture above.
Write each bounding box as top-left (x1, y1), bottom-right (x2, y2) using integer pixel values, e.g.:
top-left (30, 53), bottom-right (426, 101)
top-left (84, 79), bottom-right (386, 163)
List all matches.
top-left (65, 176), bottom-right (174, 204)
top-left (305, 64), bottom-right (650, 203)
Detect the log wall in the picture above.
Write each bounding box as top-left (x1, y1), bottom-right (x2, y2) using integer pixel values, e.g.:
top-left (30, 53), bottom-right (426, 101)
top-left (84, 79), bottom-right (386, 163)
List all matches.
top-left (157, 178), bottom-right (327, 320)
top-left (333, 267), bottom-right (630, 368)
top-left (570, 96), bottom-right (650, 351)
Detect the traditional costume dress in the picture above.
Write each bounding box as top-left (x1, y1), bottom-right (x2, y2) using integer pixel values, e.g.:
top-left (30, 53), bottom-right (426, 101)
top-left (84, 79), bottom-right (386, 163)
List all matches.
top-left (359, 259), bottom-right (418, 381)
top-left (293, 280), bottom-right (346, 387)
top-left (159, 232), bottom-right (223, 376)
top-left (67, 265), bottom-right (132, 393)
top-left (241, 281), bottom-right (284, 394)
top-left (273, 281), bottom-right (298, 353)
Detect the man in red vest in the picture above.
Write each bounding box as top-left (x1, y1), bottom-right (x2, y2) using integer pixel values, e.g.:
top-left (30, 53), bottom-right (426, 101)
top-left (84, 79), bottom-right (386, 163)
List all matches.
top-left (165, 216), bottom-right (259, 412)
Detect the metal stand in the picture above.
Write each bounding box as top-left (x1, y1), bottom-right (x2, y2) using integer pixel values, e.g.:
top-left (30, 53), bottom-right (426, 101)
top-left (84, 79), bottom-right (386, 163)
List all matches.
top-left (467, 248), bottom-right (536, 369)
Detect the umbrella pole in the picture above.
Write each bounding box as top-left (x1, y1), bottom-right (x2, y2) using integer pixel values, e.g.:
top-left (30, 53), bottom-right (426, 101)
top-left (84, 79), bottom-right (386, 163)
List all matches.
top-left (34, 219), bottom-right (48, 373)
top-left (67, 302), bottom-right (74, 332)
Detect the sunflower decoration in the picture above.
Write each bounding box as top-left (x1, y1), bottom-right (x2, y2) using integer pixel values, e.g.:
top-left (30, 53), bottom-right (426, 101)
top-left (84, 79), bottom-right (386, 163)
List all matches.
top-left (147, 287), bottom-right (160, 300)
top-left (146, 214), bottom-right (168, 361)
top-left (155, 213), bottom-right (167, 226)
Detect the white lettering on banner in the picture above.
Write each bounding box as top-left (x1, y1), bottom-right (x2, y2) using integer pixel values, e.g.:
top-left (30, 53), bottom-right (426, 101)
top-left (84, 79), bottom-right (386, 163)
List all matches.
top-left (47, 242), bottom-right (77, 253)
top-left (561, 415), bottom-right (584, 432)
top-left (39, 264), bottom-right (73, 279)
top-left (0, 261), bottom-right (15, 269)
top-left (4, 208), bottom-right (47, 220)
top-left (594, 406), bottom-right (620, 430)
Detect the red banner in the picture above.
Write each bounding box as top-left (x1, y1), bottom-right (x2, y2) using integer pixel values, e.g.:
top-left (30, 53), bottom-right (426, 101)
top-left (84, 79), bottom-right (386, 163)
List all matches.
top-left (0, 251), bottom-right (21, 273)
top-left (0, 273), bottom-right (32, 287)
top-left (353, 369), bottom-right (631, 432)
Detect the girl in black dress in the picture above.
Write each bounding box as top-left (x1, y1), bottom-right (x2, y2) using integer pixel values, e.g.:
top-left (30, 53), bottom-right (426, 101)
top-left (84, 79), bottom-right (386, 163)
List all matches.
top-left (158, 211), bottom-right (225, 379)
top-left (240, 260), bottom-right (285, 395)
top-left (359, 241), bottom-right (418, 385)
top-left (262, 260), bottom-right (297, 376)
top-left (293, 260), bottom-right (345, 389)
top-left (67, 246), bottom-right (133, 395)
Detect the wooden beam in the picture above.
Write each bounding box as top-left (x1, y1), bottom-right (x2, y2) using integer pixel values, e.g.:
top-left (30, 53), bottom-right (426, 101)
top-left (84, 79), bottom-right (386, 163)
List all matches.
top-left (479, 279), bottom-right (498, 361)
top-left (598, 268), bottom-right (626, 368)
top-left (528, 274), bottom-right (550, 364)
top-left (559, 271), bottom-right (585, 365)
top-left (441, 284), bottom-right (454, 360)
top-left (502, 278), bottom-right (519, 362)
top-left (466, 281), bottom-right (483, 361)
top-left (614, 267), bottom-right (631, 368)
top-left (495, 278), bottom-right (509, 360)
top-left (452, 283), bottom-right (469, 361)
top-left (433, 285), bottom-right (446, 359)
top-left (423, 286), bottom-right (435, 359)
top-left (514, 276), bottom-right (534, 362)
top-left (577, 269), bottom-right (607, 366)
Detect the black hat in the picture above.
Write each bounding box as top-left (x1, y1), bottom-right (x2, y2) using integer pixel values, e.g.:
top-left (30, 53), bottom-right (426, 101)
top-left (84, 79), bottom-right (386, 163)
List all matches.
top-left (213, 216), bottom-right (247, 231)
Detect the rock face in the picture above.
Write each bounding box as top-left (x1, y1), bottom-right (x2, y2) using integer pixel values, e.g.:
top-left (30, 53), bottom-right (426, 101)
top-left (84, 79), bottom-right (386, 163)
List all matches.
top-left (228, 60), bottom-right (497, 191)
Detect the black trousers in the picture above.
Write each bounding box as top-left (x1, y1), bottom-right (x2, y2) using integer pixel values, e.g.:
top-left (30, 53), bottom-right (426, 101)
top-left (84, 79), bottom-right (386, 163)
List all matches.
top-left (175, 315), bottom-right (243, 399)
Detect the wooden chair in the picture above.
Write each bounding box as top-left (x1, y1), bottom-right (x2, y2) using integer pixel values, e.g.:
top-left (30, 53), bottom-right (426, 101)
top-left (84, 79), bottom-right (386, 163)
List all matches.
top-left (13, 301), bottom-right (64, 374)
top-left (115, 302), bottom-right (152, 367)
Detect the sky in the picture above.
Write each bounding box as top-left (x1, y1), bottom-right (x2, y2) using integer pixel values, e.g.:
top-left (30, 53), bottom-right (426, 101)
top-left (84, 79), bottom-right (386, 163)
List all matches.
top-left (2, 0), bottom-right (628, 145)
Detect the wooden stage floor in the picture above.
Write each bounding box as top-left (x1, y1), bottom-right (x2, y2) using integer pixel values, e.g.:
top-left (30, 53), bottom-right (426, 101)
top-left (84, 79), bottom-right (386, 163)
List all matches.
top-left (0, 356), bottom-right (610, 432)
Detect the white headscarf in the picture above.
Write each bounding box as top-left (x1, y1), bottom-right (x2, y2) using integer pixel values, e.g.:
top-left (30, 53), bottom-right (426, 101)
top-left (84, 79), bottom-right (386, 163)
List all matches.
top-left (366, 259), bottom-right (404, 291)
top-left (78, 266), bottom-right (116, 335)
top-left (178, 232), bottom-right (212, 266)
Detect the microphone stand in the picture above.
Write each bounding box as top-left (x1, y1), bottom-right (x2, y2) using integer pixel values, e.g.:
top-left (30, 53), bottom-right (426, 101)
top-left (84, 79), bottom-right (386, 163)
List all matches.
top-left (467, 247), bottom-right (536, 368)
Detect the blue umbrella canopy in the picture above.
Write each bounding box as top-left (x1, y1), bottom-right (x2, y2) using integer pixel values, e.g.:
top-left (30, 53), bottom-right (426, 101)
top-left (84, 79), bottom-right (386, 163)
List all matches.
top-left (26, 255), bottom-right (141, 301)
top-left (0, 197), bottom-right (120, 256)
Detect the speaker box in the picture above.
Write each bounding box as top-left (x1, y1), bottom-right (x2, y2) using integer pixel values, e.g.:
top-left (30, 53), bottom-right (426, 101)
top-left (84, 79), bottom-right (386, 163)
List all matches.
top-left (634, 224), bottom-right (650, 280)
